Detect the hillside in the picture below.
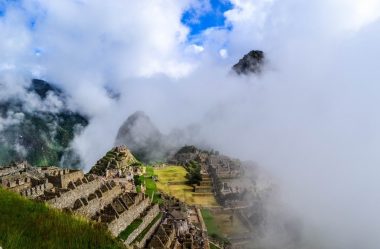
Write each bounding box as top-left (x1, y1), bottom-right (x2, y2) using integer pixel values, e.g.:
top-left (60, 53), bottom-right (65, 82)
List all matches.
top-left (0, 187), bottom-right (125, 249)
top-left (0, 79), bottom-right (88, 167)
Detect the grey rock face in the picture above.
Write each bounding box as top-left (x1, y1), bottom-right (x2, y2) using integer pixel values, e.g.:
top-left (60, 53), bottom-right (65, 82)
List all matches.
top-left (232, 50), bottom-right (265, 75)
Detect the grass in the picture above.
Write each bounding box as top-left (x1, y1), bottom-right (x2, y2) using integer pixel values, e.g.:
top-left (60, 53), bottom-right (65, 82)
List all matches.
top-left (201, 208), bottom-right (250, 242)
top-left (154, 165), bottom-right (218, 207)
top-left (201, 209), bottom-right (234, 247)
top-left (134, 213), bottom-right (162, 243)
top-left (0, 188), bottom-right (125, 249)
top-left (201, 209), bottom-right (221, 236)
top-left (210, 243), bottom-right (221, 249)
top-left (138, 166), bottom-right (162, 204)
top-left (118, 218), bottom-right (143, 240)
top-left (145, 166), bottom-right (154, 177)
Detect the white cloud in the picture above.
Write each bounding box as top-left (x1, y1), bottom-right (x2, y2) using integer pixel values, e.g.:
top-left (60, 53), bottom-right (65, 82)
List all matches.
top-left (1, 1), bottom-right (380, 248)
top-left (219, 48), bottom-right (228, 58)
top-left (191, 44), bottom-right (205, 54)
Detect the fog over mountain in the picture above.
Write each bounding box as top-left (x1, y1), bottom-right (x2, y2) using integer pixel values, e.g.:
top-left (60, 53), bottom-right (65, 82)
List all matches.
top-left (0, 78), bottom-right (88, 167)
top-left (1, 0), bottom-right (380, 248)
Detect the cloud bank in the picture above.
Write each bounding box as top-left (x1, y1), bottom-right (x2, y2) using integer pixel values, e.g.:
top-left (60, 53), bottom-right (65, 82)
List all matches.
top-left (1, 0), bottom-right (380, 248)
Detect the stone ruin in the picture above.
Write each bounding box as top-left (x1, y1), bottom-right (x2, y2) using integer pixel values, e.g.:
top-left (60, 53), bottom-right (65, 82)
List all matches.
top-left (170, 146), bottom-right (242, 180)
top-left (170, 146), bottom-right (245, 207)
top-left (0, 162), bottom-right (161, 248)
top-left (207, 155), bottom-right (242, 179)
top-left (144, 194), bottom-right (209, 249)
top-left (0, 157), bottom-right (210, 248)
top-left (90, 146), bottom-right (141, 177)
top-left (0, 162), bottom-right (54, 198)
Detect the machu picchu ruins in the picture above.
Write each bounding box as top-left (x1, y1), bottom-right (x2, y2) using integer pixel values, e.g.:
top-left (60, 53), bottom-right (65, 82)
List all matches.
top-left (0, 146), bottom-right (214, 249)
top-left (0, 144), bottom-right (271, 249)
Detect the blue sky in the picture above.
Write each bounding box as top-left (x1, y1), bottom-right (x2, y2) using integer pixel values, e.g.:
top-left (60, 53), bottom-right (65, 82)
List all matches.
top-left (0, 0), bottom-right (19, 16)
top-left (181, 0), bottom-right (233, 36)
top-left (1, 0), bottom-right (232, 38)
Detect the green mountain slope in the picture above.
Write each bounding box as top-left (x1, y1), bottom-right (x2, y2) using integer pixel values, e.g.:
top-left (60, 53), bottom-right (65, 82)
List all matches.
top-left (0, 79), bottom-right (88, 167)
top-left (0, 188), bottom-right (124, 249)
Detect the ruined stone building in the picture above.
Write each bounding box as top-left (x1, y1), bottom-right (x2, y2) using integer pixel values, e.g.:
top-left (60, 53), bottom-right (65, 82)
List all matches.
top-left (207, 155), bottom-right (241, 179)
top-left (0, 146), bottom-right (211, 249)
top-left (0, 161), bottom-right (161, 248)
top-left (90, 146), bottom-right (142, 177)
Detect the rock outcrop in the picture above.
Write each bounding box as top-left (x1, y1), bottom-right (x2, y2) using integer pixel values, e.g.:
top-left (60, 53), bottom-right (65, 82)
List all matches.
top-left (232, 50), bottom-right (265, 75)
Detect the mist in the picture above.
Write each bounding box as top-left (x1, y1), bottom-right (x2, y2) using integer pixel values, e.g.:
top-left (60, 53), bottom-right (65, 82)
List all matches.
top-left (1, 0), bottom-right (380, 248)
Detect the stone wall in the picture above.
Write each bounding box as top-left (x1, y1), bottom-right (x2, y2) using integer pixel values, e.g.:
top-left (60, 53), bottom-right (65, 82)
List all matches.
top-left (47, 178), bottom-right (102, 209)
top-left (108, 197), bottom-right (150, 237)
top-left (2, 177), bottom-right (32, 192)
top-left (124, 204), bottom-right (160, 245)
top-left (21, 182), bottom-right (53, 198)
top-left (0, 162), bottom-right (27, 176)
top-left (1, 173), bottom-right (29, 187)
top-left (134, 214), bottom-right (162, 249)
top-left (46, 170), bottom-right (84, 188)
top-left (0, 167), bottom-right (23, 177)
top-left (73, 183), bottom-right (122, 218)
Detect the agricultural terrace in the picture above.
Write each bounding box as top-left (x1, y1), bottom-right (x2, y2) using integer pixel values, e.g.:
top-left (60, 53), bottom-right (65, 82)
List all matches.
top-left (154, 165), bottom-right (218, 207)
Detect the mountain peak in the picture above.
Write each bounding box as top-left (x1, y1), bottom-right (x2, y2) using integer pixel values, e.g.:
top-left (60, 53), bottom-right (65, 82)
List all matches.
top-left (29, 79), bottom-right (62, 99)
top-left (232, 50), bottom-right (265, 75)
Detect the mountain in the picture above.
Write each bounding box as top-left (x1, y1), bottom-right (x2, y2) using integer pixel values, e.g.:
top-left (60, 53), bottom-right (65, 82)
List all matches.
top-left (232, 50), bottom-right (265, 75)
top-left (0, 79), bottom-right (88, 167)
top-left (114, 111), bottom-right (172, 163)
top-left (115, 111), bottom-right (209, 163)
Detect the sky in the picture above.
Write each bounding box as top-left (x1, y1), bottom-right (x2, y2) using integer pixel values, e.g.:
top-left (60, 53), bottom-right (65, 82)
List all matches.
top-left (1, 0), bottom-right (380, 248)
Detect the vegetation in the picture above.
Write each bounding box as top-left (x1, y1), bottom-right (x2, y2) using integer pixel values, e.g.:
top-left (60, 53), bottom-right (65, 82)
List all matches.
top-left (201, 209), bottom-right (221, 236)
top-left (133, 175), bottom-right (142, 186)
top-left (134, 213), bottom-right (162, 242)
top-left (0, 79), bottom-right (89, 167)
top-left (184, 160), bottom-right (202, 185)
top-left (155, 166), bottom-right (218, 207)
top-left (202, 208), bottom-right (249, 246)
top-left (118, 218), bottom-right (143, 240)
top-left (201, 209), bottom-right (231, 246)
top-left (209, 243), bottom-right (221, 249)
top-left (209, 234), bottom-right (231, 247)
top-left (135, 166), bottom-right (162, 204)
top-left (0, 188), bottom-right (124, 249)
top-left (145, 166), bottom-right (154, 176)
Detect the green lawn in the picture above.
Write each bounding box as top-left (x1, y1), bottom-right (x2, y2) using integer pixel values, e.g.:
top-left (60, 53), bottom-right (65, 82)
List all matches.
top-left (200, 209), bottom-right (221, 236)
top-left (0, 188), bottom-right (125, 249)
top-left (118, 218), bottom-right (143, 240)
top-left (145, 166), bottom-right (154, 177)
top-left (138, 166), bottom-right (162, 204)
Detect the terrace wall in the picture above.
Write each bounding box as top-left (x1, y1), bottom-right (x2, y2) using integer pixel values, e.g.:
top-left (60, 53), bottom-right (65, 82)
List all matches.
top-left (47, 178), bottom-right (102, 209)
top-left (108, 197), bottom-right (150, 237)
top-left (124, 204), bottom-right (160, 245)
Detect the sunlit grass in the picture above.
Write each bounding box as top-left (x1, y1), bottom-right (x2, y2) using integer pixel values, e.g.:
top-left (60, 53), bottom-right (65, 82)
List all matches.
top-left (154, 165), bottom-right (218, 207)
top-left (0, 188), bottom-right (125, 249)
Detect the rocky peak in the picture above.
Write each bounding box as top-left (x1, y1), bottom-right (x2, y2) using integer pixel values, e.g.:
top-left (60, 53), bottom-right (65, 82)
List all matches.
top-left (114, 111), bottom-right (167, 163)
top-left (232, 50), bottom-right (265, 75)
top-left (28, 79), bottom-right (63, 100)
